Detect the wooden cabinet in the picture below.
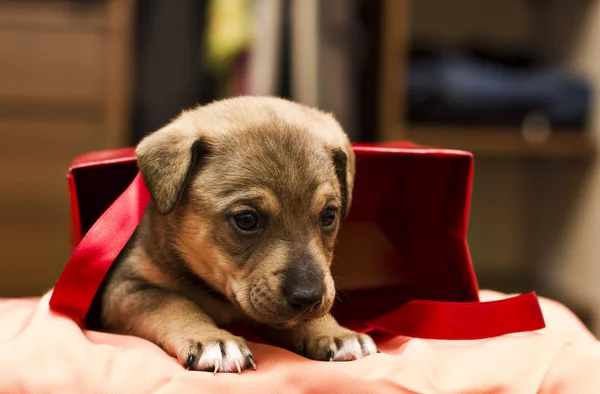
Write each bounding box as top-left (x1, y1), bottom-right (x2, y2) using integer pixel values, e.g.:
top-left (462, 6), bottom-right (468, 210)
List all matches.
top-left (0, 0), bottom-right (135, 296)
top-left (377, 0), bottom-right (596, 157)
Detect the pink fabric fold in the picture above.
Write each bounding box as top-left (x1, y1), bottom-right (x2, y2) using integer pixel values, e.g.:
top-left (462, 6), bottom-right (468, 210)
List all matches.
top-left (0, 290), bottom-right (599, 394)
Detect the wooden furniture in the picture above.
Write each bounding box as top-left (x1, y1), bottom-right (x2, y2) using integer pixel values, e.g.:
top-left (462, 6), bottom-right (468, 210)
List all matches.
top-left (0, 0), bottom-right (135, 296)
top-left (377, 0), bottom-right (596, 157)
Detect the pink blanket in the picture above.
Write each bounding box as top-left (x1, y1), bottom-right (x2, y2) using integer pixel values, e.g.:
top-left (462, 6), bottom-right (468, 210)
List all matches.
top-left (1, 290), bottom-right (599, 393)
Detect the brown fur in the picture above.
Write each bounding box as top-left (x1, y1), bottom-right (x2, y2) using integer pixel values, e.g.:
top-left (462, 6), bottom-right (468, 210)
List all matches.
top-left (89, 96), bottom-right (376, 372)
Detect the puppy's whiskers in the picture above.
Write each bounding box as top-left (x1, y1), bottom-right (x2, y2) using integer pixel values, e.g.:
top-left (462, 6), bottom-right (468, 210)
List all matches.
top-left (331, 280), bottom-right (351, 303)
top-left (332, 275), bottom-right (352, 286)
top-left (231, 283), bottom-right (262, 302)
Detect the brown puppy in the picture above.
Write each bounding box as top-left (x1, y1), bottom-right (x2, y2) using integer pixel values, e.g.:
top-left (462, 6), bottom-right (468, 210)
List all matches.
top-left (88, 96), bottom-right (377, 373)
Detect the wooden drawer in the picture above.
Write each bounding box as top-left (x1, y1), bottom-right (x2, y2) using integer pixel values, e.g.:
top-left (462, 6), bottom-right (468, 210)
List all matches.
top-left (0, 119), bottom-right (104, 155)
top-left (0, 118), bottom-right (105, 297)
top-left (0, 0), bottom-right (135, 297)
top-left (0, 195), bottom-right (70, 297)
top-left (0, 27), bottom-right (105, 103)
top-left (0, 0), bottom-right (135, 150)
top-left (0, 1), bottom-right (108, 29)
top-left (0, 119), bottom-right (105, 185)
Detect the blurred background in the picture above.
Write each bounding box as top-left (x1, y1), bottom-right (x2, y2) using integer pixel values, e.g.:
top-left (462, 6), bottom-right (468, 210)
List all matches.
top-left (1, 0), bottom-right (600, 335)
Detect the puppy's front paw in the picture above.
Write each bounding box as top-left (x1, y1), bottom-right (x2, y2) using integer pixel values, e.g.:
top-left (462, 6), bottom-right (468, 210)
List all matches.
top-left (297, 327), bottom-right (377, 362)
top-left (174, 331), bottom-right (255, 373)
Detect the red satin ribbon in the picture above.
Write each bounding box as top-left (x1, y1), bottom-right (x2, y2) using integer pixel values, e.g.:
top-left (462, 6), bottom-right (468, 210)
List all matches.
top-left (49, 171), bottom-right (546, 338)
top-left (360, 292), bottom-right (545, 339)
top-left (49, 173), bottom-right (150, 323)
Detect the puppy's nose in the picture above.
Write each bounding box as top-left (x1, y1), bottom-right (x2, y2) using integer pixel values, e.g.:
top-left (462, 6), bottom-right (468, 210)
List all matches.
top-left (283, 251), bottom-right (325, 312)
top-left (285, 286), bottom-right (323, 312)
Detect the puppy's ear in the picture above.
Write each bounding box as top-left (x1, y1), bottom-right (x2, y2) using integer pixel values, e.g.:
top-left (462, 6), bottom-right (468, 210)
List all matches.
top-left (135, 126), bottom-right (209, 215)
top-left (331, 145), bottom-right (356, 218)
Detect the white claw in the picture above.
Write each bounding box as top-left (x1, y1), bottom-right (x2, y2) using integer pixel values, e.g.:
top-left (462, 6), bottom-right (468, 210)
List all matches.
top-left (196, 341), bottom-right (250, 374)
top-left (249, 357), bottom-right (257, 370)
top-left (328, 337), bottom-right (368, 361)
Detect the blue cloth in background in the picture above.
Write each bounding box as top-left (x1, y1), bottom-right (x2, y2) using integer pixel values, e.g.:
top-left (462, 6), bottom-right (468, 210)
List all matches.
top-left (407, 52), bottom-right (592, 129)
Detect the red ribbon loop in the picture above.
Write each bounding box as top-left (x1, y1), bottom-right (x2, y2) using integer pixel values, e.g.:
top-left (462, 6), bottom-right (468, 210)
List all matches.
top-left (49, 173), bottom-right (150, 322)
top-left (362, 292), bottom-right (545, 339)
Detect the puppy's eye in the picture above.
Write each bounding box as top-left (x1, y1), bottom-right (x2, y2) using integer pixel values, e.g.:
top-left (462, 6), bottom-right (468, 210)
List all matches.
top-left (319, 207), bottom-right (337, 229)
top-left (233, 210), bottom-right (260, 232)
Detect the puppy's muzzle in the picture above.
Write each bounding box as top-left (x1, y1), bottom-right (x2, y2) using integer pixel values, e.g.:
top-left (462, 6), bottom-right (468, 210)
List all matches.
top-left (282, 256), bottom-right (325, 313)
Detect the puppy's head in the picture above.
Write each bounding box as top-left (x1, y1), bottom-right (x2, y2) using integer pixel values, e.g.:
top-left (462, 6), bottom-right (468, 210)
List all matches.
top-left (136, 96), bottom-right (355, 327)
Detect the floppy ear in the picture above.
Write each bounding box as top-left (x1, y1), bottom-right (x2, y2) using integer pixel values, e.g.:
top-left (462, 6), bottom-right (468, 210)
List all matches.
top-left (135, 126), bottom-right (210, 215)
top-left (331, 145), bottom-right (356, 218)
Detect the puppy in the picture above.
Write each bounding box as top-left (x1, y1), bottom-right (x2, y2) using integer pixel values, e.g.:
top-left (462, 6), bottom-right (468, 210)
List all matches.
top-left (87, 96), bottom-right (377, 373)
